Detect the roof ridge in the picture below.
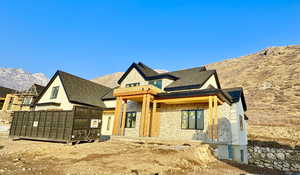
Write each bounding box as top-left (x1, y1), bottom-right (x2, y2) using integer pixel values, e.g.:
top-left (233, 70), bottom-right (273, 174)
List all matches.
top-left (167, 66), bottom-right (207, 74)
top-left (58, 70), bottom-right (112, 90)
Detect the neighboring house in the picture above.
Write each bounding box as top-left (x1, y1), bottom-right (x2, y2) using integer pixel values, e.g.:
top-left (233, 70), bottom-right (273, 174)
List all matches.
top-left (1, 84), bottom-right (44, 111)
top-left (0, 86), bottom-right (16, 110)
top-left (32, 62), bottom-right (248, 164)
top-left (34, 71), bottom-right (111, 111)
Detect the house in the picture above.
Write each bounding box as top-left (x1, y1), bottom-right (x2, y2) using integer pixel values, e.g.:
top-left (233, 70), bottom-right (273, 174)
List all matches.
top-left (32, 62), bottom-right (248, 164)
top-left (1, 84), bottom-right (44, 111)
top-left (0, 86), bottom-right (16, 110)
top-left (34, 71), bottom-right (111, 111)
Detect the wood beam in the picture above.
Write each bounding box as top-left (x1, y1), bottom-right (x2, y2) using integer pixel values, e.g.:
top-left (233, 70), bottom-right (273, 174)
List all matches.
top-left (139, 94), bottom-right (147, 137)
top-left (154, 96), bottom-right (210, 104)
top-left (112, 97), bottom-right (122, 135)
top-left (120, 100), bottom-right (127, 136)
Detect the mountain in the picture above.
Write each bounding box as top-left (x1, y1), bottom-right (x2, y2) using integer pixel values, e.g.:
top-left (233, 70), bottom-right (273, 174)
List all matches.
top-left (0, 68), bottom-right (49, 91)
top-left (92, 45), bottom-right (300, 126)
top-left (207, 45), bottom-right (300, 126)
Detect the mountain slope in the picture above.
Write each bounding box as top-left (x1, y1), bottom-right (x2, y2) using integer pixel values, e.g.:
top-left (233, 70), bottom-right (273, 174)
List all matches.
top-left (0, 68), bottom-right (49, 91)
top-left (207, 45), bottom-right (300, 126)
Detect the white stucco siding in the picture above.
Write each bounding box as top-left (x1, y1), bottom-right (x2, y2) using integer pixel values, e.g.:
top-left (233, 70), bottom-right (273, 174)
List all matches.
top-left (225, 97), bottom-right (247, 146)
top-left (235, 98), bottom-right (247, 145)
top-left (101, 114), bottom-right (114, 135)
top-left (120, 68), bottom-right (147, 88)
top-left (161, 79), bottom-right (173, 90)
top-left (35, 76), bottom-right (74, 111)
top-left (103, 100), bottom-right (116, 108)
top-left (200, 74), bottom-right (218, 89)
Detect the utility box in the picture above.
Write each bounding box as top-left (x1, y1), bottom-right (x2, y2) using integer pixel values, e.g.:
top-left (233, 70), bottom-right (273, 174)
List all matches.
top-left (9, 106), bottom-right (102, 144)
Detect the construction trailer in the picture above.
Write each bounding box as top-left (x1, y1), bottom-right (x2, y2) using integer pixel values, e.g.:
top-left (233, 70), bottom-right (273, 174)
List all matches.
top-left (9, 106), bottom-right (102, 144)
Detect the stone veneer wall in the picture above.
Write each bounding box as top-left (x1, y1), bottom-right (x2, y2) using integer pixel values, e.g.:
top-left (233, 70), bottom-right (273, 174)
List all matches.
top-left (248, 144), bottom-right (300, 171)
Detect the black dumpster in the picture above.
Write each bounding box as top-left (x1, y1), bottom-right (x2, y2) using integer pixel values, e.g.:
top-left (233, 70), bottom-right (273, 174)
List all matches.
top-left (9, 106), bottom-right (102, 144)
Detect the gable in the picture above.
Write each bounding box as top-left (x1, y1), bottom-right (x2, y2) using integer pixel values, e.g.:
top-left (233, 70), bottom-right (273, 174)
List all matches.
top-left (120, 67), bottom-right (148, 88)
top-left (200, 74), bottom-right (219, 89)
top-left (36, 75), bottom-right (73, 110)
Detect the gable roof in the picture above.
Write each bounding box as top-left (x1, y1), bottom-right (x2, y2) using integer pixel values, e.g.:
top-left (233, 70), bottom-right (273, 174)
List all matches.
top-left (118, 62), bottom-right (221, 91)
top-left (223, 87), bottom-right (247, 111)
top-left (117, 62), bottom-right (160, 84)
top-left (164, 67), bottom-right (221, 91)
top-left (33, 84), bottom-right (45, 94)
top-left (34, 71), bottom-right (112, 108)
top-left (0, 86), bottom-right (16, 98)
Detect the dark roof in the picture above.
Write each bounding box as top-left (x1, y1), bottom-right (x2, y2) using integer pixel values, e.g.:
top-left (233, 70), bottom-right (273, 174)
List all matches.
top-left (164, 67), bottom-right (221, 91)
top-left (118, 62), bottom-right (221, 91)
top-left (102, 88), bottom-right (116, 100)
top-left (33, 84), bottom-right (45, 94)
top-left (0, 86), bottom-right (16, 98)
top-left (118, 62), bottom-right (159, 84)
top-left (223, 87), bottom-right (247, 111)
top-left (35, 71), bottom-right (112, 108)
top-left (157, 88), bottom-right (232, 104)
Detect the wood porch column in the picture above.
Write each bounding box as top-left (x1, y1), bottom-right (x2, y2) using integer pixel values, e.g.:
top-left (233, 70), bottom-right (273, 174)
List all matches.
top-left (120, 100), bottom-right (127, 136)
top-left (213, 96), bottom-right (218, 140)
top-left (150, 101), bottom-right (157, 137)
top-left (139, 95), bottom-right (147, 136)
top-left (112, 97), bottom-right (122, 135)
top-left (143, 94), bottom-right (151, 137)
top-left (208, 96), bottom-right (213, 140)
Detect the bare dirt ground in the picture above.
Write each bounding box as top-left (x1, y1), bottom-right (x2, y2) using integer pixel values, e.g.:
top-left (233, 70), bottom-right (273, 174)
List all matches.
top-left (0, 132), bottom-right (282, 175)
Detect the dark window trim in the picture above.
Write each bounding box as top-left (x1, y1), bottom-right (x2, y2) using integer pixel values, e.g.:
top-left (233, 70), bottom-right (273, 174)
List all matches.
top-left (125, 111), bottom-right (137, 128)
top-left (125, 82), bottom-right (140, 88)
top-left (149, 79), bottom-right (162, 89)
top-left (50, 86), bottom-right (59, 99)
top-left (181, 109), bottom-right (204, 130)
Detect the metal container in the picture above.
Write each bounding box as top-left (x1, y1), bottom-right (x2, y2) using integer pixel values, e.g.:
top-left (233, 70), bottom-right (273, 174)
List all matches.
top-left (9, 106), bottom-right (102, 144)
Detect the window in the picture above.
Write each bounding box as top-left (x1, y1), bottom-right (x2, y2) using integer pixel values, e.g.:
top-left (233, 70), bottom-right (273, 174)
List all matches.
top-left (125, 83), bottom-right (140, 88)
top-left (107, 116), bottom-right (111, 131)
top-left (239, 115), bottom-right (244, 131)
top-left (50, 86), bottom-right (59, 99)
top-left (125, 112), bottom-right (136, 128)
top-left (228, 145), bottom-right (233, 159)
top-left (181, 110), bottom-right (204, 130)
top-left (23, 96), bottom-right (32, 105)
top-left (7, 97), bottom-right (14, 110)
top-left (149, 80), bottom-right (162, 89)
top-left (240, 150), bottom-right (244, 162)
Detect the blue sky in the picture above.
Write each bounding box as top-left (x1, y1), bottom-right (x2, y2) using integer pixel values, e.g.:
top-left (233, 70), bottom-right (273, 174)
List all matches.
top-left (0, 1), bottom-right (299, 79)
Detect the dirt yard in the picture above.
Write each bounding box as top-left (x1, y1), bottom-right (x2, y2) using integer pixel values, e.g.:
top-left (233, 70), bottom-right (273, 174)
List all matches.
top-left (0, 132), bottom-right (283, 175)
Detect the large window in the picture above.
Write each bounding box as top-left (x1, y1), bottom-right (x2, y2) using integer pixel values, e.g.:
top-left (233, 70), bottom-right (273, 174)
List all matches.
top-left (125, 83), bottom-right (140, 88)
top-left (181, 109), bottom-right (204, 130)
top-left (149, 80), bottom-right (162, 89)
top-left (50, 86), bottom-right (59, 99)
top-left (125, 112), bottom-right (136, 128)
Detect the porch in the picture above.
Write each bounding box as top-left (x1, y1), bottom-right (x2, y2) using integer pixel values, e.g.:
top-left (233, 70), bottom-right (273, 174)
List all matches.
top-left (112, 85), bottom-right (224, 141)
